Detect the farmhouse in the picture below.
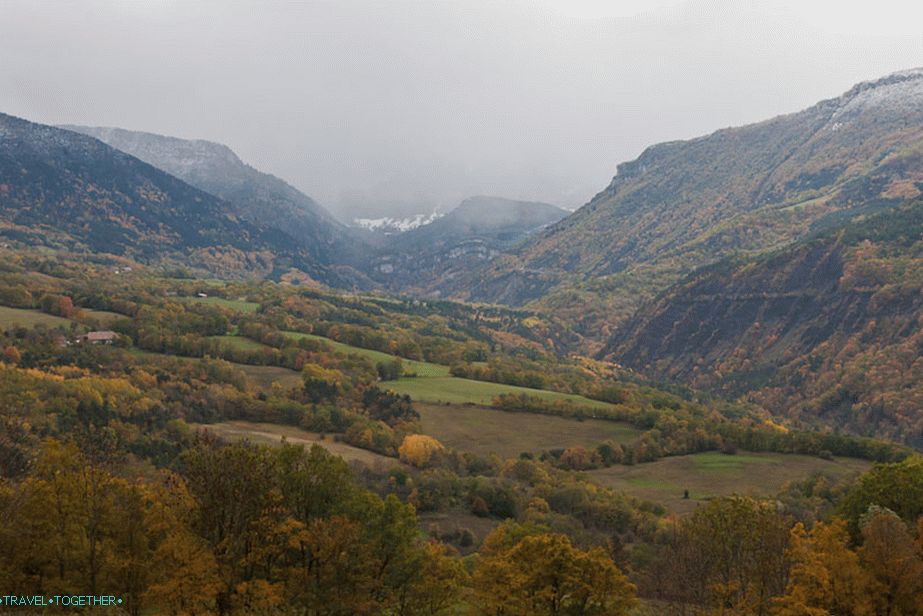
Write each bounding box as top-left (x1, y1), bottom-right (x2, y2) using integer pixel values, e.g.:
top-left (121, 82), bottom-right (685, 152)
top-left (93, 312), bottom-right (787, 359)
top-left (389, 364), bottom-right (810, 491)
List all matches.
top-left (76, 331), bottom-right (119, 345)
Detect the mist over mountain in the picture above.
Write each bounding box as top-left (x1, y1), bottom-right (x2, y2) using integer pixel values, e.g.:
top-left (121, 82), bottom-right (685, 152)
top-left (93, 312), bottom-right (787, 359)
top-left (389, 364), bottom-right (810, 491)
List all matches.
top-left (452, 69), bottom-right (923, 341)
top-left (367, 196), bottom-right (568, 293)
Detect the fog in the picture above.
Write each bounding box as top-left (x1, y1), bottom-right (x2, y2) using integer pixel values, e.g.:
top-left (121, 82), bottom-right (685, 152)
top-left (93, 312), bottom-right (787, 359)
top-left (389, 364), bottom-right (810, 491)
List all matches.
top-left (3, 0), bottom-right (922, 217)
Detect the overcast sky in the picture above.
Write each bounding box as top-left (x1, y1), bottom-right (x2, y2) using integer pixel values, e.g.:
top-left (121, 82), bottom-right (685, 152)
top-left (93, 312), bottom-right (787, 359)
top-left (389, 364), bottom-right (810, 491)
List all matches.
top-left (3, 1), bottom-right (923, 215)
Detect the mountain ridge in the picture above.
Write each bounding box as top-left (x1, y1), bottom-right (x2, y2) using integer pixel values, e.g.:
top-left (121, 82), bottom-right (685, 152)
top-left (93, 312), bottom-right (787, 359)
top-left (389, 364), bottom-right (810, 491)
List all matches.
top-left (0, 113), bottom-right (361, 284)
top-left (61, 124), bottom-right (360, 266)
top-left (446, 68), bottom-right (923, 342)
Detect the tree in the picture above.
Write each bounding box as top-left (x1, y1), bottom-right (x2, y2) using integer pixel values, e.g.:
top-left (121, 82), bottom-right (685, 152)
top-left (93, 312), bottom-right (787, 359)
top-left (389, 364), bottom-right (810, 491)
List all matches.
top-left (858, 507), bottom-right (923, 616)
top-left (473, 524), bottom-right (636, 615)
top-left (1, 346), bottom-right (20, 365)
top-left (398, 435), bottom-right (445, 468)
top-left (649, 497), bottom-right (790, 614)
top-left (839, 456), bottom-right (923, 538)
top-left (773, 520), bottom-right (877, 616)
top-left (396, 542), bottom-right (468, 616)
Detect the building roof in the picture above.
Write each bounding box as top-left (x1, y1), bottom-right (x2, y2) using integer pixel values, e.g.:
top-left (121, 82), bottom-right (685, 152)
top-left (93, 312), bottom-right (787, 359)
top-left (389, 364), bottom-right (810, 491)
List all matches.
top-left (84, 331), bottom-right (118, 341)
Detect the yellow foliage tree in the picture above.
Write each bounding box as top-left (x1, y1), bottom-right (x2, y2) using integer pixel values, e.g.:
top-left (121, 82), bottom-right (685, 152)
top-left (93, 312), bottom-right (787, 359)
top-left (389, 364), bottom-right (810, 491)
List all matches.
top-left (773, 520), bottom-right (877, 616)
top-left (473, 524), bottom-right (637, 615)
top-left (398, 434), bottom-right (445, 468)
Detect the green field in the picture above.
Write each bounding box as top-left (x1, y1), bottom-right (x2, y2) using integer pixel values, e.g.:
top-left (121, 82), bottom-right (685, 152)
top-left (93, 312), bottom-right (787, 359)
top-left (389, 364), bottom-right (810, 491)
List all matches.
top-left (180, 296), bottom-right (260, 313)
top-left (207, 335), bottom-right (272, 352)
top-left (0, 306), bottom-right (73, 330)
top-left (80, 309), bottom-right (128, 325)
top-left (283, 331), bottom-right (450, 376)
top-left (193, 421), bottom-right (398, 467)
top-left (418, 403), bottom-right (640, 457)
top-left (590, 451), bottom-right (871, 514)
top-left (386, 376), bottom-right (615, 408)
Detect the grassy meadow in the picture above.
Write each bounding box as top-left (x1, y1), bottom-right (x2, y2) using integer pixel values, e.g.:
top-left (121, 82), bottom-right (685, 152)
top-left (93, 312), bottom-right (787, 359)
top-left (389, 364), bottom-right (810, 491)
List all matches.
top-left (589, 451), bottom-right (872, 514)
top-left (180, 296), bottom-right (261, 313)
top-left (417, 402), bottom-right (640, 457)
top-left (0, 306), bottom-right (74, 329)
top-left (385, 375), bottom-right (614, 408)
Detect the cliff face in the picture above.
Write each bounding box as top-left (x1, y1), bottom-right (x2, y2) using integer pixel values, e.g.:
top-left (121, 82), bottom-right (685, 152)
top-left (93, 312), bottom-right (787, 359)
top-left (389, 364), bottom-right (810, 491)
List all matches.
top-left (603, 198), bottom-right (923, 445)
top-left (454, 69), bottom-right (923, 338)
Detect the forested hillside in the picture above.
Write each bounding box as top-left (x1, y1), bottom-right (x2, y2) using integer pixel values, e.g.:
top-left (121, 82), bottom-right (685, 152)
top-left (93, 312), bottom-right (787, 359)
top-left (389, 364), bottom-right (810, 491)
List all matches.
top-left (0, 114), bottom-right (365, 285)
top-left (606, 197), bottom-right (923, 446)
top-left (64, 125), bottom-right (368, 274)
top-left (454, 69), bottom-right (923, 342)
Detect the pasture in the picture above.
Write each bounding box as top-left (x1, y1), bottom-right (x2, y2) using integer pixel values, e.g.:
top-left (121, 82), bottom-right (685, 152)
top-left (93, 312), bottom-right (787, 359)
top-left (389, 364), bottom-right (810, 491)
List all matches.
top-left (386, 376), bottom-right (614, 408)
top-left (207, 335), bottom-right (272, 352)
top-left (589, 451), bottom-right (871, 514)
top-left (0, 306), bottom-right (73, 330)
top-left (180, 296), bottom-right (260, 313)
top-left (417, 402), bottom-right (640, 457)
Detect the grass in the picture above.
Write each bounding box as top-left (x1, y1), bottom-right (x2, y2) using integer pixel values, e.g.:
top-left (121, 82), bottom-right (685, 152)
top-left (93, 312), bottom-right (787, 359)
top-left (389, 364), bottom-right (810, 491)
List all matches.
top-left (180, 296), bottom-right (260, 313)
top-left (589, 451), bottom-right (872, 515)
top-left (207, 335), bottom-right (272, 352)
top-left (0, 306), bottom-right (73, 330)
top-left (283, 331), bottom-right (450, 377)
top-left (238, 365), bottom-right (304, 391)
top-left (80, 309), bottom-right (128, 325)
top-left (385, 376), bottom-right (615, 408)
top-left (192, 421), bottom-right (398, 467)
top-left (417, 403), bottom-right (640, 457)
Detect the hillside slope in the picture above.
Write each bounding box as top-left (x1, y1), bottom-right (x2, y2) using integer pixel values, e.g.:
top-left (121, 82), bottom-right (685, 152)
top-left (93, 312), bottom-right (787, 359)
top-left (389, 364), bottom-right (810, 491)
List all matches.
top-left (369, 196), bottom-right (568, 292)
top-left (603, 197), bottom-right (923, 446)
top-left (63, 125), bottom-right (368, 271)
top-left (0, 113), bottom-right (355, 283)
top-left (456, 69), bottom-right (923, 341)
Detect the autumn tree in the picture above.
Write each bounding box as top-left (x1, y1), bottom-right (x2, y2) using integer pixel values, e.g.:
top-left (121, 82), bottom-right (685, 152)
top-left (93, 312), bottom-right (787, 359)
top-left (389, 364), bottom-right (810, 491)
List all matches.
top-left (648, 497), bottom-right (790, 614)
top-left (773, 519), bottom-right (877, 616)
top-left (473, 523), bottom-right (637, 615)
top-left (0, 345), bottom-right (20, 365)
top-left (858, 507), bottom-right (923, 616)
top-left (399, 434), bottom-right (445, 468)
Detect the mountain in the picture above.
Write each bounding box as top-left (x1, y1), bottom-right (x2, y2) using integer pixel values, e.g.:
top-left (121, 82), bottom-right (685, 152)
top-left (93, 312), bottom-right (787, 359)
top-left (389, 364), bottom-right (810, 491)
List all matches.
top-left (61, 125), bottom-right (364, 267)
top-left (368, 196), bottom-right (569, 292)
top-left (0, 113), bottom-right (361, 283)
top-left (603, 197), bottom-right (923, 446)
top-left (456, 69), bottom-right (923, 342)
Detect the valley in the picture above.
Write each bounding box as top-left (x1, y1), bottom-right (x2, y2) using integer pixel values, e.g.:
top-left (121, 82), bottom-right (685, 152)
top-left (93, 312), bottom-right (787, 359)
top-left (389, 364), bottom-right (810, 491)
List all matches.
top-left (1, 66), bottom-right (922, 615)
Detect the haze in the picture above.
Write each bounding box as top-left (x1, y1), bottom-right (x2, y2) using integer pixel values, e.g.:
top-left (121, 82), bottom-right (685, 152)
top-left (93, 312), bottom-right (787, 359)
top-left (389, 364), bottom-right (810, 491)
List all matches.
top-left (3, 0), bottom-right (922, 218)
